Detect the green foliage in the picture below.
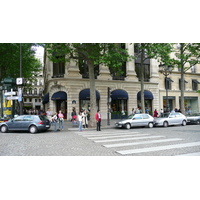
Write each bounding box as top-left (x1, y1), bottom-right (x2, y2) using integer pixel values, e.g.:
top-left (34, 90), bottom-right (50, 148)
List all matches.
top-left (0, 43), bottom-right (42, 83)
top-left (45, 43), bottom-right (131, 75)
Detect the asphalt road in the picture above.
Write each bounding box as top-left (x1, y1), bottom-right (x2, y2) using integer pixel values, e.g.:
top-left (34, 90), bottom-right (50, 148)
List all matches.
top-left (0, 123), bottom-right (200, 156)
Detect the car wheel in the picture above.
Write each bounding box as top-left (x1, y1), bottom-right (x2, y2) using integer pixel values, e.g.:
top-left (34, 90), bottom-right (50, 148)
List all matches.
top-left (0, 125), bottom-right (8, 133)
top-left (182, 120), bottom-right (187, 126)
top-left (29, 125), bottom-right (38, 134)
top-left (148, 122), bottom-right (153, 128)
top-left (196, 120), bottom-right (200, 125)
top-left (163, 121), bottom-right (168, 127)
top-left (125, 123), bottom-right (131, 129)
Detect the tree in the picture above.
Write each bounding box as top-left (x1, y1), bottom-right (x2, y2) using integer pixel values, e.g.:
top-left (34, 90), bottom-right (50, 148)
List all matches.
top-left (45, 43), bottom-right (131, 127)
top-left (170, 43), bottom-right (200, 114)
top-left (134, 43), bottom-right (172, 113)
top-left (0, 43), bottom-right (42, 83)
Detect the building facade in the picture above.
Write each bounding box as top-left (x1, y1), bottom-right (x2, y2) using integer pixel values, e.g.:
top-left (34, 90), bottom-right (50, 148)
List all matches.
top-left (42, 43), bottom-right (200, 120)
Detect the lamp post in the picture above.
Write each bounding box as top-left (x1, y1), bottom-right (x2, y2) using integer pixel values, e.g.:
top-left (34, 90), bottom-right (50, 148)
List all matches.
top-left (159, 64), bottom-right (173, 113)
top-left (107, 87), bottom-right (111, 125)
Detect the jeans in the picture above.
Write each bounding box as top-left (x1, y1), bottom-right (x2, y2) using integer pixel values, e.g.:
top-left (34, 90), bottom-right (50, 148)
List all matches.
top-left (97, 120), bottom-right (101, 131)
top-left (79, 121), bottom-right (83, 131)
top-left (59, 120), bottom-right (64, 130)
top-left (52, 121), bottom-right (57, 131)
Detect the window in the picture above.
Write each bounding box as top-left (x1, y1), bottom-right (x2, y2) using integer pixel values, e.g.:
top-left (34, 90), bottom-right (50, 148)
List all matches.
top-left (34, 88), bottom-right (37, 95)
top-left (39, 79), bottom-right (43, 85)
top-left (78, 60), bottom-right (99, 79)
top-left (29, 89), bottom-right (32, 95)
top-left (142, 114), bottom-right (149, 119)
top-left (192, 79), bottom-right (200, 91)
top-left (179, 79), bottom-right (188, 90)
top-left (29, 98), bottom-right (32, 102)
top-left (53, 55), bottom-right (65, 77)
top-left (135, 63), bottom-right (150, 82)
top-left (24, 89), bottom-right (27, 95)
top-left (191, 65), bottom-right (196, 73)
top-left (165, 78), bottom-right (173, 90)
top-left (39, 88), bottom-right (43, 95)
top-left (35, 99), bottom-right (37, 102)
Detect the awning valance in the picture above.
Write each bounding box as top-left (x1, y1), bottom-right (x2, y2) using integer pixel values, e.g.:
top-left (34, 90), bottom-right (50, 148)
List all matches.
top-left (111, 90), bottom-right (128, 100)
top-left (137, 90), bottom-right (154, 100)
top-left (51, 91), bottom-right (67, 100)
top-left (79, 89), bottom-right (100, 100)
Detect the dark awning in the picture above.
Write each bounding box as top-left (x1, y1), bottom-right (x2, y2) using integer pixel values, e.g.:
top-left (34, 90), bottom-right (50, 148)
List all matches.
top-left (166, 78), bottom-right (174, 82)
top-left (193, 80), bottom-right (200, 84)
top-left (42, 93), bottom-right (49, 104)
top-left (137, 90), bottom-right (154, 100)
top-left (79, 89), bottom-right (100, 100)
top-left (111, 90), bottom-right (128, 100)
top-left (51, 91), bottom-right (67, 100)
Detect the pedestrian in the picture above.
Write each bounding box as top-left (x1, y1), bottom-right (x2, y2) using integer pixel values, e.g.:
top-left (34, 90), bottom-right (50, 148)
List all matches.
top-left (153, 109), bottom-right (158, 117)
top-left (46, 108), bottom-right (53, 121)
top-left (71, 107), bottom-right (77, 121)
top-left (160, 108), bottom-right (164, 117)
top-left (82, 110), bottom-right (88, 129)
top-left (58, 110), bottom-right (64, 130)
top-left (78, 112), bottom-right (83, 131)
top-left (132, 108), bottom-right (135, 114)
top-left (51, 112), bottom-right (58, 132)
top-left (95, 109), bottom-right (101, 131)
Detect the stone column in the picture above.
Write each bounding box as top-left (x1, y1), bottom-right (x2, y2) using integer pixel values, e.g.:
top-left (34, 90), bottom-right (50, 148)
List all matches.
top-left (150, 59), bottom-right (159, 82)
top-left (97, 64), bottom-right (112, 80)
top-left (125, 43), bottom-right (137, 81)
top-left (66, 59), bottom-right (82, 79)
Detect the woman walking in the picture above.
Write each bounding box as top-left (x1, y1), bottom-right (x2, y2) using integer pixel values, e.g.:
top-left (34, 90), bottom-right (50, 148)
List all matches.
top-left (58, 110), bottom-right (64, 130)
top-left (78, 112), bottom-right (83, 131)
top-left (51, 112), bottom-right (58, 132)
top-left (82, 110), bottom-right (88, 129)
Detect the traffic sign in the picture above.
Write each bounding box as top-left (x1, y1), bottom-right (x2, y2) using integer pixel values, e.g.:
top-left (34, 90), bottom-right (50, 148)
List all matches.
top-left (6, 96), bottom-right (19, 100)
top-left (4, 91), bottom-right (16, 96)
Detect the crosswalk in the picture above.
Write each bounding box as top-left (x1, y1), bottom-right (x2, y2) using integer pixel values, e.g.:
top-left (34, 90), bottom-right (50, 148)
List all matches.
top-left (76, 130), bottom-right (200, 156)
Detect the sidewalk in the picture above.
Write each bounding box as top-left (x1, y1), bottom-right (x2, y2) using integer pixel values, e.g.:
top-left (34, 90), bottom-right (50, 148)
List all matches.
top-left (64, 119), bottom-right (117, 131)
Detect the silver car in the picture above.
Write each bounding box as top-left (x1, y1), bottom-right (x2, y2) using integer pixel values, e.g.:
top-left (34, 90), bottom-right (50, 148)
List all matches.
top-left (153, 112), bottom-right (187, 127)
top-left (115, 114), bottom-right (154, 129)
top-left (186, 113), bottom-right (200, 125)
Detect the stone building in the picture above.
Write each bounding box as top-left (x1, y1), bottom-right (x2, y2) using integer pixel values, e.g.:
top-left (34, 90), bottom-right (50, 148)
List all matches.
top-left (42, 43), bottom-right (200, 120)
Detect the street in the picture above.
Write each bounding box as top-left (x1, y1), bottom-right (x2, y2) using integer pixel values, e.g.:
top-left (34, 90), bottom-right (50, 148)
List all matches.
top-left (0, 121), bottom-right (200, 156)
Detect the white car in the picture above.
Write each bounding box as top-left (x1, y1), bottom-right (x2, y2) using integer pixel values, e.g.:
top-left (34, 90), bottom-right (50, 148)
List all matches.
top-left (115, 113), bottom-right (154, 129)
top-left (153, 112), bottom-right (187, 127)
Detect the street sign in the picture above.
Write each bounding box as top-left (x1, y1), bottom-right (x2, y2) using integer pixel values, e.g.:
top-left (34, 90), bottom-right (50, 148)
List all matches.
top-left (6, 96), bottom-right (19, 100)
top-left (4, 91), bottom-right (16, 96)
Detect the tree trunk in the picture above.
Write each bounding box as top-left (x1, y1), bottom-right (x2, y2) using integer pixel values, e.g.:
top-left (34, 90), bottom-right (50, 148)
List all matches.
top-left (88, 59), bottom-right (97, 128)
top-left (180, 45), bottom-right (185, 114)
top-left (140, 47), bottom-right (145, 113)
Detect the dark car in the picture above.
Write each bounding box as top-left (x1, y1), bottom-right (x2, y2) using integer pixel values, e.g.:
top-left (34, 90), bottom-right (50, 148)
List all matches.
top-left (186, 113), bottom-right (200, 125)
top-left (0, 115), bottom-right (51, 134)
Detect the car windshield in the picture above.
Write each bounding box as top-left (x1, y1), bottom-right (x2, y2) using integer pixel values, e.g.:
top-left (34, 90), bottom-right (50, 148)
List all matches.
top-left (127, 114), bottom-right (135, 119)
top-left (159, 113), bottom-right (170, 118)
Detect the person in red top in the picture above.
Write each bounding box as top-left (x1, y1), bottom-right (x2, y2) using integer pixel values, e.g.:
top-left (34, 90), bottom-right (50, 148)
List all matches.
top-left (95, 109), bottom-right (101, 131)
top-left (153, 109), bottom-right (158, 118)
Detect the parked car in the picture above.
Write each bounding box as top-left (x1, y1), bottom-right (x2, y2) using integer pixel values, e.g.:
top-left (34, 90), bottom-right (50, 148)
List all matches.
top-left (186, 113), bottom-right (200, 125)
top-left (115, 113), bottom-right (154, 129)
top-left (153, 112), bottom-right (187, 127)
top-left (0, 115), bottom-right (51, 134)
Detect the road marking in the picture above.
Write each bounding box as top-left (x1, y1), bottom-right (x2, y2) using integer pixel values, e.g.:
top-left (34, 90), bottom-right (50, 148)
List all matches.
top-left (79, 132), bottom-right (139, 137)
top-left (176, 152), bottom-right (200, 156)
top-left (94, 136), bottom-right (164, 143)
top-left (116, 142), bottom-right (200, 155)
top-left (103, 138), bottom-right (183, 148)
top-left (87, 134), bottom-right (149, 140)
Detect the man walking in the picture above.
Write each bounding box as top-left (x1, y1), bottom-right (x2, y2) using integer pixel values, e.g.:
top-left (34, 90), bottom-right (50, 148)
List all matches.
top-left (95, 109), bottom-right (101, 131)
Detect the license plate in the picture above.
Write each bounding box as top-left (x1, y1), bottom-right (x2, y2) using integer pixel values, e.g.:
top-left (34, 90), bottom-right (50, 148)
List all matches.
top-left (46, 125), bottom-right (50, 127)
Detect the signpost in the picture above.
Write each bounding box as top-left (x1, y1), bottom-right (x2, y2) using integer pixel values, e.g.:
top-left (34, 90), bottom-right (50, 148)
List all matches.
top-left (5, 91), bottom-right (16, 96)
top-left (6, 96), bottom-right (19, 100)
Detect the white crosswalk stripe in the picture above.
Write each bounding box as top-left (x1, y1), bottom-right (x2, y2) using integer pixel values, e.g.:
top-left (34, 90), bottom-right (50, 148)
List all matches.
top-left (87, 133), bottom-right (150, 140)
top-left (79, 132), bottom-right (139, 137)
top-left (103, 138), bottom-right (183, 148)
top-left (75, 130), bottom-right (200, 156)
top-left (176, 152), bottom-right (200, 156)
top-left (116, 142), bottom-right (200, 155)
top-left (94, 135), bottom-right (165, 143)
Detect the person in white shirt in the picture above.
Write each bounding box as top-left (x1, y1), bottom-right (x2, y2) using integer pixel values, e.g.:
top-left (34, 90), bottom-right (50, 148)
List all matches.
top-left (78, 112), bottom-right (83, 131)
